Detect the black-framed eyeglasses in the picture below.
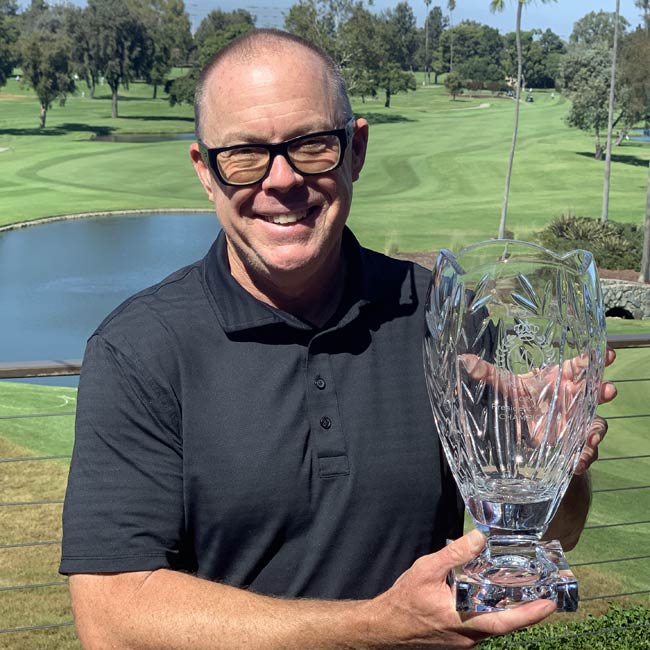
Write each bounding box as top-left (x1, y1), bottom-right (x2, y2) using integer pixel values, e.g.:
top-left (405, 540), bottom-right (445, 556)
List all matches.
top-left (198, 118), bottom-right (356, 187)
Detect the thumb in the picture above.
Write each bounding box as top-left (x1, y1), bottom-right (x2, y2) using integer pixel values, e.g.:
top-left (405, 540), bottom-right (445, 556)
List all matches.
top-left (429, 529), bottom-right (486, 582)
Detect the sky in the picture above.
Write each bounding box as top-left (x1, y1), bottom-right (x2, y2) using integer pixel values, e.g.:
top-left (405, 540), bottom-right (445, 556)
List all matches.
top-left (18, 1), bottom-right (647, 40)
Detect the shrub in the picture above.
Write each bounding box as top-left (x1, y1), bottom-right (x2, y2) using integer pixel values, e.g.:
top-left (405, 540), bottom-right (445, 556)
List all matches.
top-left (536, 214), bottom-right (643, 270)
top-left (479, 605), bottom-right (650, 649)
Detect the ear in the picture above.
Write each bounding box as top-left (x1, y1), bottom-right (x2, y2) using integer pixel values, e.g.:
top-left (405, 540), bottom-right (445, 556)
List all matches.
top-left (189, 143), bottom-right (216, 202)
top-left (350, 118), bottom-right (369, 182)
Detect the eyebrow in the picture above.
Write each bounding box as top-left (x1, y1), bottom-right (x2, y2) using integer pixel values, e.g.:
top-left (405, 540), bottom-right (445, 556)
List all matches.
top-left (209, 122), bottom-right (337, 148)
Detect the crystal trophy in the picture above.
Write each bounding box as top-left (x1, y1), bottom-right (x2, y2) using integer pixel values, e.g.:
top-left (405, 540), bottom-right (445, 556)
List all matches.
top-left (423, 240), bottom-right (606, 612)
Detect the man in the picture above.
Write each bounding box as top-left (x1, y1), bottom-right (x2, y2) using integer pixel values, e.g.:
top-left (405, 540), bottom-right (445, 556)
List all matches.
top-left (61, 29), bottom-right (615, 649)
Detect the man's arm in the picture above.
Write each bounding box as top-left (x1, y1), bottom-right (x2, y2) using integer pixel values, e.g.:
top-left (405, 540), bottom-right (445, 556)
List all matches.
top-left (70, 530), bottom-right (556, 650)
top-left (544, 411), bottom-right (609, 550)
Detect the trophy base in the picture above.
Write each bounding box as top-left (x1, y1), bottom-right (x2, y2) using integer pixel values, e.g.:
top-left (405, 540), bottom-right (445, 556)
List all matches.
top-left (451, 537), bottom-right (578, 613)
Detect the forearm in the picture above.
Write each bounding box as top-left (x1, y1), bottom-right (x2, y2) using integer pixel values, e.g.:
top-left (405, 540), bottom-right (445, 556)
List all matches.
top-left (543, 471), bottom-right (592, 551)
top-left (70, 569), bottom-right (375, 650)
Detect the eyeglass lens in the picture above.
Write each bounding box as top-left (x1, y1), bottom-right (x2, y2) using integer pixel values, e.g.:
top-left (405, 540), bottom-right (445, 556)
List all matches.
top-left (216, 133), bottom-right (342, 185)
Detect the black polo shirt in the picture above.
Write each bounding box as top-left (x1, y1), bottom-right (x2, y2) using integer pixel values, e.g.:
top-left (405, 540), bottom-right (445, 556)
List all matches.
top-left (60, 228), bottom-right (462, 599)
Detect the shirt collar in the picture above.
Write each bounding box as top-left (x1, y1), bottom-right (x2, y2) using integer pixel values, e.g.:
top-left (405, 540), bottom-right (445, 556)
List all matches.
top-left (202, 227), bottom-right (402, 334)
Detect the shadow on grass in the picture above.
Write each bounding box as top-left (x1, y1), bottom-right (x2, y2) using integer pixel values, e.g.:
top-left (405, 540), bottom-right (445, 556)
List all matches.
top-left (0, 123), bottom-right (116, 136)
top-left (358, 112), bottom-right (415, 125)
top-left (122, 115), bottom-right (195, 123)
top-left (92, 94), bottom-right (159, 102)
top-left (576, 151), bottom-right (650, 168)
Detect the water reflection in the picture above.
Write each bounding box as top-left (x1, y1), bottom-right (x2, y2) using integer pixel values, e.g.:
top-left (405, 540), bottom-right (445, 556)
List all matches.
top-left (0, 212), bottom-right (219, 385)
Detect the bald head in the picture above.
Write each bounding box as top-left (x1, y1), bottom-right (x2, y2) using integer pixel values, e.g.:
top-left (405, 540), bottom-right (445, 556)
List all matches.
top-left (193, 29), bottom-right (353, 142)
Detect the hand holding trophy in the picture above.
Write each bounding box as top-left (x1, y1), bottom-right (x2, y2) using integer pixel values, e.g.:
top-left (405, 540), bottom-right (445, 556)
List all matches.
top-left (423, 240), bottom-right (607, 612)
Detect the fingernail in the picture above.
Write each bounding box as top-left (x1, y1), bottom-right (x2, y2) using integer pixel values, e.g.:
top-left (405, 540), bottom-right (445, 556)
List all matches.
top-left (540, 600), bottom-right (557, 615)
top-left (467, 529), bottom-right (486, 554)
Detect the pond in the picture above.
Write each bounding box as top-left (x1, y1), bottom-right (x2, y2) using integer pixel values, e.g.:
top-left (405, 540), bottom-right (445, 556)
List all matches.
top-left (0, 212), bottom-right (220, 385)
top-left (629, 128), bottom-right (650, 143)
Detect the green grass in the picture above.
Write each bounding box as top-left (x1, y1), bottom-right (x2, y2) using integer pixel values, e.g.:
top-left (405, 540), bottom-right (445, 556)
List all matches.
top-left (1, 76), bottom-right (650, 646)
top-left (2, 81), bottom-right (649, 255)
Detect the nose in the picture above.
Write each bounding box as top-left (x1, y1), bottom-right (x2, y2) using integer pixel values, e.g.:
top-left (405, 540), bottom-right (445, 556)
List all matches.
top-left (261, 152), bottom-right (304, 192)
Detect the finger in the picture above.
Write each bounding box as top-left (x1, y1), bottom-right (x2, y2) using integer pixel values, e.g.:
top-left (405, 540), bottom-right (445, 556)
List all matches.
top-left (590, 415), bottom-right (608, 442)
top-left (605, 346), bottom-right (616, 367)
top-left (576, 416), bottom-right (607, 473)
top-left (464, 599), bottom-right (556, 636)
top-left (576, 444), bottom-right (598, 474)
top-left (427, 530), bottom-right (486, 582)
top-left (599, 381), bottom-right (617, 404)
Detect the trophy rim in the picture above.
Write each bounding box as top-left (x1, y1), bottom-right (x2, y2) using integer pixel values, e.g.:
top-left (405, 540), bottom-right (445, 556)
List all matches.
top-left (436, 239), bottom-right (597, 277)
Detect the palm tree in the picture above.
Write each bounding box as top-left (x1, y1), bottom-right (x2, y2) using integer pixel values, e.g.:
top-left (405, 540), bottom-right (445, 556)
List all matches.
top-left (636, 0), bottom-right (650, 32)
top-left (424, 0), bottom-right (432, 84)
top-left (447, 0), bottom-right (456, 73)
top-left (602, 0), bottom-right (621, 223)
top-left (490, 0), bottom-right (556, 239)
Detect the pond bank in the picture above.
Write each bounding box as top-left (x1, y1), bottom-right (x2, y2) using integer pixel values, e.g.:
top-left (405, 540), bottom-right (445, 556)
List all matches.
top-left (0, 208), bottom-right (215, 233)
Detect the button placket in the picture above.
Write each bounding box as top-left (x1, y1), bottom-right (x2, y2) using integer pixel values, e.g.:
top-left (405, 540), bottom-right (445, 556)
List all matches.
top-left (306, 340), bottom-right (349, 477)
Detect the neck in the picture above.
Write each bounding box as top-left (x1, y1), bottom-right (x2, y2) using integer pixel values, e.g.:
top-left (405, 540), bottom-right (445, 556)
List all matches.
top-left (228, 245), bottom-right (347, 328)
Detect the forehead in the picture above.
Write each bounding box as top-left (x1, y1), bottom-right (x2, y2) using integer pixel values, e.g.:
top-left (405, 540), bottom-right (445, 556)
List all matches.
top-left (201, 47), bottom-right (339, 145)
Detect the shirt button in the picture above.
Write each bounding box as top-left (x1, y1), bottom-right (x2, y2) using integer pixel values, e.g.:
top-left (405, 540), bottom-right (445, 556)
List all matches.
top-left (314, 377), bottom-right (326, 390)
top-left (320, 416), bottom-right (332, 430)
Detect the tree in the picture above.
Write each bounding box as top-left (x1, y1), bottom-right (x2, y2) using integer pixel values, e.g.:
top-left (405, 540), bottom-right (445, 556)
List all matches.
top-left (439, 21), bottom-right (504, 84)
top-left (637, 0), bottom-right (650, 32)
top-left (377, 61), bottom-right (417, 107)
top-left (502, 29), bottom-right (564, 89)
top-left (86, 0), bottom-right (151, 118)
top-left (570, 10), bottom-right (628, 49)
top-left (19, 31), bottom-right (76, 128)
top-left (0, 10), bottom-right (19, 88)
top-left (558, 47), bottom-right (633, 160)
top-left (338, 3), bottom-right (383, 98)
top-left (165, 8), bottom-right (256, 108)
top-left (444, 69), bottom-right (464, 99)
top-left (641, 163), bottom-right (650, 283)
top-left (602, 0), bottom-right (621, 223)
top-left (194, 8), bottom-right (255, 65)
top-left (383, 2), bottom-right (419, 71)
top-left (419, 5), bottom-right (447, 83)
top-left (159, 0), bottom-right (192, 66)
top-left (285, 0), bottom-right (337, 62)
top-left (490, 0), bottom-right (556, 240)
top-left (619, 27), bottom-right (650, 281)
top-left (424, 0), bottom-right (431, 81)
top-left (447, 0), bottom-right (455, 72)
top-left (129, 0), bottom-right (191, 99)
top-left (63, 4), bottom-right (101, 97)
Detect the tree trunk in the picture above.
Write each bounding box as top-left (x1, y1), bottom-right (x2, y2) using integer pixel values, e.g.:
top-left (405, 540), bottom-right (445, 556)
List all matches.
top-left (640, 162), bottom-right (650, 283)
top-left (39, 105), bottom-right (47, 129)
top-left (449, 9), bottom-right (454, 73)
top-left (111, 88), bottom-right (119, 119)
top-left (385, 88), bottom-right (391, 108)
top-left (497, 2), bottom-right (523, 240)
top-left (602, 0), bottom-right (621, 223)
top-left (595, 130), bottom-right (604, 160)
top-left (153, 83), bottom-right (158, 100)
top-left (615, 129), bottom-right (627, 146)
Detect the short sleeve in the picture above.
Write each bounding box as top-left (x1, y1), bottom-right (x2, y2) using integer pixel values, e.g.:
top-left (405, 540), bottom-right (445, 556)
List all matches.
top-left (60, 332), bottom-right (189, 575)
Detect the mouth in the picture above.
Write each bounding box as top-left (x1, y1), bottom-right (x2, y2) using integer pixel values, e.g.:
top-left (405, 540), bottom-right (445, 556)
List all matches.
top-left (259, 205), bottom-right (319, 225)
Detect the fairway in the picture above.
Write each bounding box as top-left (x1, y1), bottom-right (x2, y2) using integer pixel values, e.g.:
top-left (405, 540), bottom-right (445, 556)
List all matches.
top-left (2, 78), bottom-right (650, 256)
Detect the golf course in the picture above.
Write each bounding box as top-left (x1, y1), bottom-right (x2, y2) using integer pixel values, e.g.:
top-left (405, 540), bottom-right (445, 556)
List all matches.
top-left (1, 75), bottom-right (649, 648)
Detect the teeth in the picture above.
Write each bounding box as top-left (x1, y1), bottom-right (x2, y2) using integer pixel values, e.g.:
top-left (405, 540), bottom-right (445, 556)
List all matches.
top-left (269, 213), bottom-right (306, 225)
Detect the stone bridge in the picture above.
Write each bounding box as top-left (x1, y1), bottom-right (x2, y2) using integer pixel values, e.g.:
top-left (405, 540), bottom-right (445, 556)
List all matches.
top-left (601, 279), bottom-right (650, 320)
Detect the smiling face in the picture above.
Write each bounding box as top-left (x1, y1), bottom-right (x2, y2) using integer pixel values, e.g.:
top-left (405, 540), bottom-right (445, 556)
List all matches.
top-left (190, 43), bottom-right (368, 306)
